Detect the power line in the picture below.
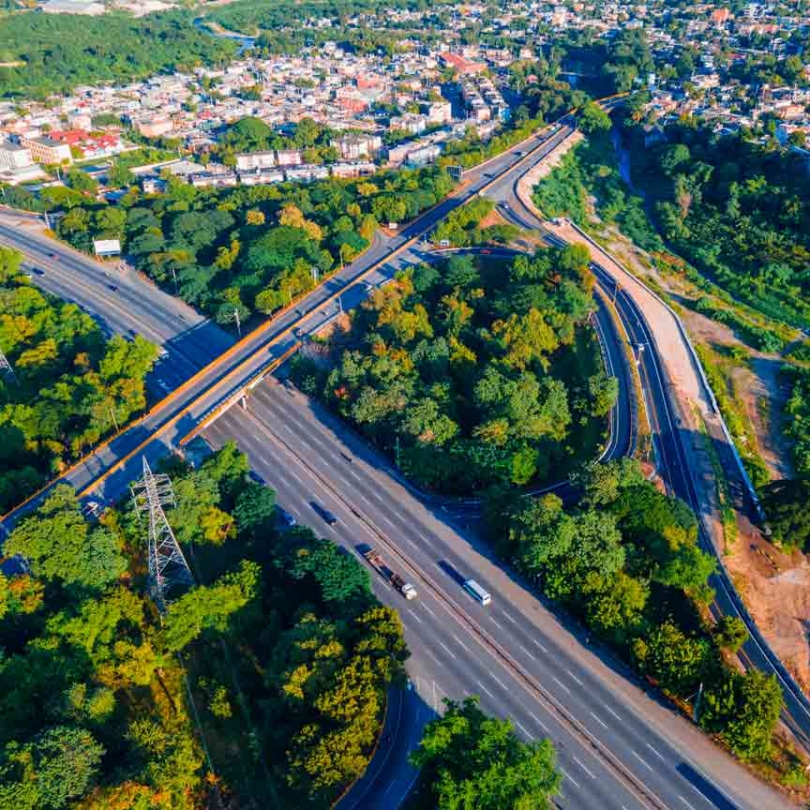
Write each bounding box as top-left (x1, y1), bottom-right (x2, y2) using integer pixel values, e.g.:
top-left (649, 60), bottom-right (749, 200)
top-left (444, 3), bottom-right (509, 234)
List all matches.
top-left (130, 457), bottom-right (193, 613)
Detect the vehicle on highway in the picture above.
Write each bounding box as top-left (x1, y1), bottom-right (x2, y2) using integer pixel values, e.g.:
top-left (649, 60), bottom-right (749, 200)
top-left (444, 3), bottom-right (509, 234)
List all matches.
top-left (359, 545), bottom-right (417, 600)
top-left (48, 252), bottom-right (57, 259)
top-left (276, 506), bottom-right (297, 527)
top-left (311, 501), bottom-right (338, 526)
top-left (32, 267), bottom-right (44, 276)
top-left (463, 578), bottom-right (491, 606)
top-left (108, 284), bottom-right (118, 292)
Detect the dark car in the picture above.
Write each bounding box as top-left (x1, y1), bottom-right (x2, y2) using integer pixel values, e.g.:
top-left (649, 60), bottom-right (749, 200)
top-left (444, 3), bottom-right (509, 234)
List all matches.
top-left (32, 267), bottom-right (45, 276)
top-left (49, 252), bottom-right (57, 259)
top-left (276, 507), bottom-right (297, 527)
top-left (311, 501), bottom-right (338, 526)
top-left (108, 284), bottom-right (118, 292)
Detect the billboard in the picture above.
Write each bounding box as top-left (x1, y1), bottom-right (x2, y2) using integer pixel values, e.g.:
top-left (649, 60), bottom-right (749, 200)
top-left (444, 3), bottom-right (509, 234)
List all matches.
top-left (93, 239), bottom-right (121, 256)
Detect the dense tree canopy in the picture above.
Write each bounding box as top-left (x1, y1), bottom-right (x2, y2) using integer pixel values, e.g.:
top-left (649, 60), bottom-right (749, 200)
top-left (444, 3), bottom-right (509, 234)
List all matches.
top-left (623, 121), bottom-right (810, 328)
top-left (293, 249), bottom-right (611, 494)
top-left (52, 166), bottom-right (453, 327)
top-left (0, 246), bottom-right (158, 513)
top-left (0, 442), bottom-right (407, 807)
top-left (0, 11), bottom-right (237, 100)
top-left (490, 458), bottom-right (782, 763)
top-left (411, 697), bottom-right (561, 810)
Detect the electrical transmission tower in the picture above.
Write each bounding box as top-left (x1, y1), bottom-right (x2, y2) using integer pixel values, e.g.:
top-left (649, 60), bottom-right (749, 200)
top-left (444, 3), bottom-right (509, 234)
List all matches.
top-left (0, 348), bottom-right (16, 384)
top-left (131, 457), bottom-right (193, 612)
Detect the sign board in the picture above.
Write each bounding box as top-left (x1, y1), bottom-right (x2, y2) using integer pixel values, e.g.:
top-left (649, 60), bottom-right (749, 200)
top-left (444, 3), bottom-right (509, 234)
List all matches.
top-left (93, 239), bottom-right (121, 256)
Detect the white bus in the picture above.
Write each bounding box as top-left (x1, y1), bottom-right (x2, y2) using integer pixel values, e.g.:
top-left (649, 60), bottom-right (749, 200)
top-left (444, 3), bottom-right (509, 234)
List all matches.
top-left (463, 579), bottom-right (491, 606)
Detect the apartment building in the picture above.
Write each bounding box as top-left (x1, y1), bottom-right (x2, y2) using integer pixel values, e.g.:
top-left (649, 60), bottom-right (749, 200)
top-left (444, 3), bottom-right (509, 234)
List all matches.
top-left (18, 135), bottom-right (73, 165)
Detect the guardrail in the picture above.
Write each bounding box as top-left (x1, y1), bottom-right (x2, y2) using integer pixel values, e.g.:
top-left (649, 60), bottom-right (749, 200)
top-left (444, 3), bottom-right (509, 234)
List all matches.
top-left (565, 220), bottom-right (762, 520)
top-left (561, 220), bottom-right (810, 733)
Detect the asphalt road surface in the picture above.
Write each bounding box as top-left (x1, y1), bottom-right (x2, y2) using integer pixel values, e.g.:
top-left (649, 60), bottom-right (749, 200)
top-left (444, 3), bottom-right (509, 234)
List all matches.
top-left (0, 213), bottom-right (234, 396)
top-left (203, 380), bottom-right (790, 810)
top-left (0, 115), bottom-right (583, 523)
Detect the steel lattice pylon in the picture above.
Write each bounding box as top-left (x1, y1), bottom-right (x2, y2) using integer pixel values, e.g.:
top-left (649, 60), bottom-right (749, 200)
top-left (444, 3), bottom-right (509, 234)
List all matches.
top-left (0, 348), bottom-right (16, 384)
top-left (131, 457), bottom-right (193, 612)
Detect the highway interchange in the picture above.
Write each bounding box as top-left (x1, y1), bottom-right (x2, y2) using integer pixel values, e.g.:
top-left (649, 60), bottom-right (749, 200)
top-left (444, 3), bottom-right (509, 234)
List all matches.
top-left (0, 111), bottom-right (798, 809)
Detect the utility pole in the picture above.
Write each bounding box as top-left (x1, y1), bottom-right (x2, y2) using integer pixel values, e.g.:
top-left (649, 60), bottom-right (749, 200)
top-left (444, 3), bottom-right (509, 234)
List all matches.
top-left (692, 682), bottom-right (704, 723)
top-left (233, 307), bottom-right (241, 338)
top-left (43, 210), bottom-right (51, 230)
top-left (107, 402), bottom-right (120, 434)
top-left (131, 457), bottom-right (193, 613)
top-left (170, 264), bottom-right (179, 295)
top-left (337, 294), bottom-right (343, 315)
top-left (0, 347), bottom-right (17, 384)
top-left (311, 265), bottom-right (319, 286)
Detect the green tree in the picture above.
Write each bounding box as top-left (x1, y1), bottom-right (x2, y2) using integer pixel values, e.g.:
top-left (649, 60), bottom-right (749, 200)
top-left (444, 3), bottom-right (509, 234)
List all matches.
top-left (161, 560), bottom-right (261, 652)
top-left (579, 102), bottom-right (612, 135)
top-left (411, 696), bottom-right (561, 810)
top-left (0, 726), bottom-right (104, 810)
top-left (713, 616), bottom-right (749, 653)
top-left (700, 670), bottom-right (782, 761)
top-left (5, 486), bottom-right (127, 590)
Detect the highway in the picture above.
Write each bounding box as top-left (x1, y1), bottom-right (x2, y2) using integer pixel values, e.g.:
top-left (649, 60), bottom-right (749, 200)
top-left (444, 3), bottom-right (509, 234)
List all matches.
top-left (0, 115), bottom-right (582, 522)
top-left (0, 106), bottom-right (796, 808)
top-left (506, 160), bottom-right (810, 754)
top-left (203, 380), bottom-right (789, 810)
top-left (0, 213), bottom-right (234, 395)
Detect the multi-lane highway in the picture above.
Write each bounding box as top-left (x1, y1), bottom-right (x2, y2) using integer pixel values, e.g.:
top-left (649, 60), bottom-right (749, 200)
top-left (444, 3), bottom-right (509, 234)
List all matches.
top-left (0, 105), bottom-right (798, 809)
top-left (0, 213), bottom-right (234, 394)
top-left (0, 114), bottom-right (582, 523)
top-left (203, 380), bottom-right (789, 810)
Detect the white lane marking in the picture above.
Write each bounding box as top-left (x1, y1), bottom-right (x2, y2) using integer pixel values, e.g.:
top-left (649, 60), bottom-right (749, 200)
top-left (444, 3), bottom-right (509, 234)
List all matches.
top-left (604, 705), bottom-right (623, 722)
top-left (381, 515), bottom-right (396, 529)
top-left (532, 638), bottom-right (549, 654)
top-left (452, 633), bottom-right (471, 653)
top-left (552, 676), bottom-right (571, 695)
top-left (501, 611), bottom-right (518, 624)
top-left (358, 493), bottom-right (372, 506)
top-left (646, 743), bottom-right (665, 761)
top-left (422, 603), bottom-right (436, 618)
top-left (515, 720), bottom-right (533, 740)
top-left (490, 673), bottom-right (508, 691)
top-left (559, 767), bottom-right (581, 789)
top-left (425, 648), bottom-right (442, 668)
top-left (519, 643), bottom-right (536, 660)
top-left (573, 756), bottom-right (596, 780)
top-left (632, 750), bottom-right (653, 772)
top-left (589, 712), bottom-right (608, 730)
top-left (439, 642), bottom-right (457, 660)
top-left (489, 617), bottom-right (505, 631)
top-left (289, 469), bottom-right (303, 484)
top-left (678, 797), bottom-right (697, 810)
top-left (477, 680), bottom-right (495, 699)
top-left (419, 534), bottom-right (429, 544)
top-left (566, 669), bottom-right (584, 686)
top-left (529, 711), bottom-right (549, 733)
top-left (407, 608), bottom-right (423, 625)
top-left (347, 468), bottom-right (362, 482)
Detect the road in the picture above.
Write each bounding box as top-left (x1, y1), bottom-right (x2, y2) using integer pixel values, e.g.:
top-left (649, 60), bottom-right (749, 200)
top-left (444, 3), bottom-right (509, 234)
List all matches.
top-left (508, 159), bottom-right (810, 753)
top-left (0, 213), bottom-right (234, 396)
top-left (0, 114), bottom-right (582, 524)
top-left (203, 380), bottom-right (789, 810)
top-left (0, 104), bottom-right (794, 807)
